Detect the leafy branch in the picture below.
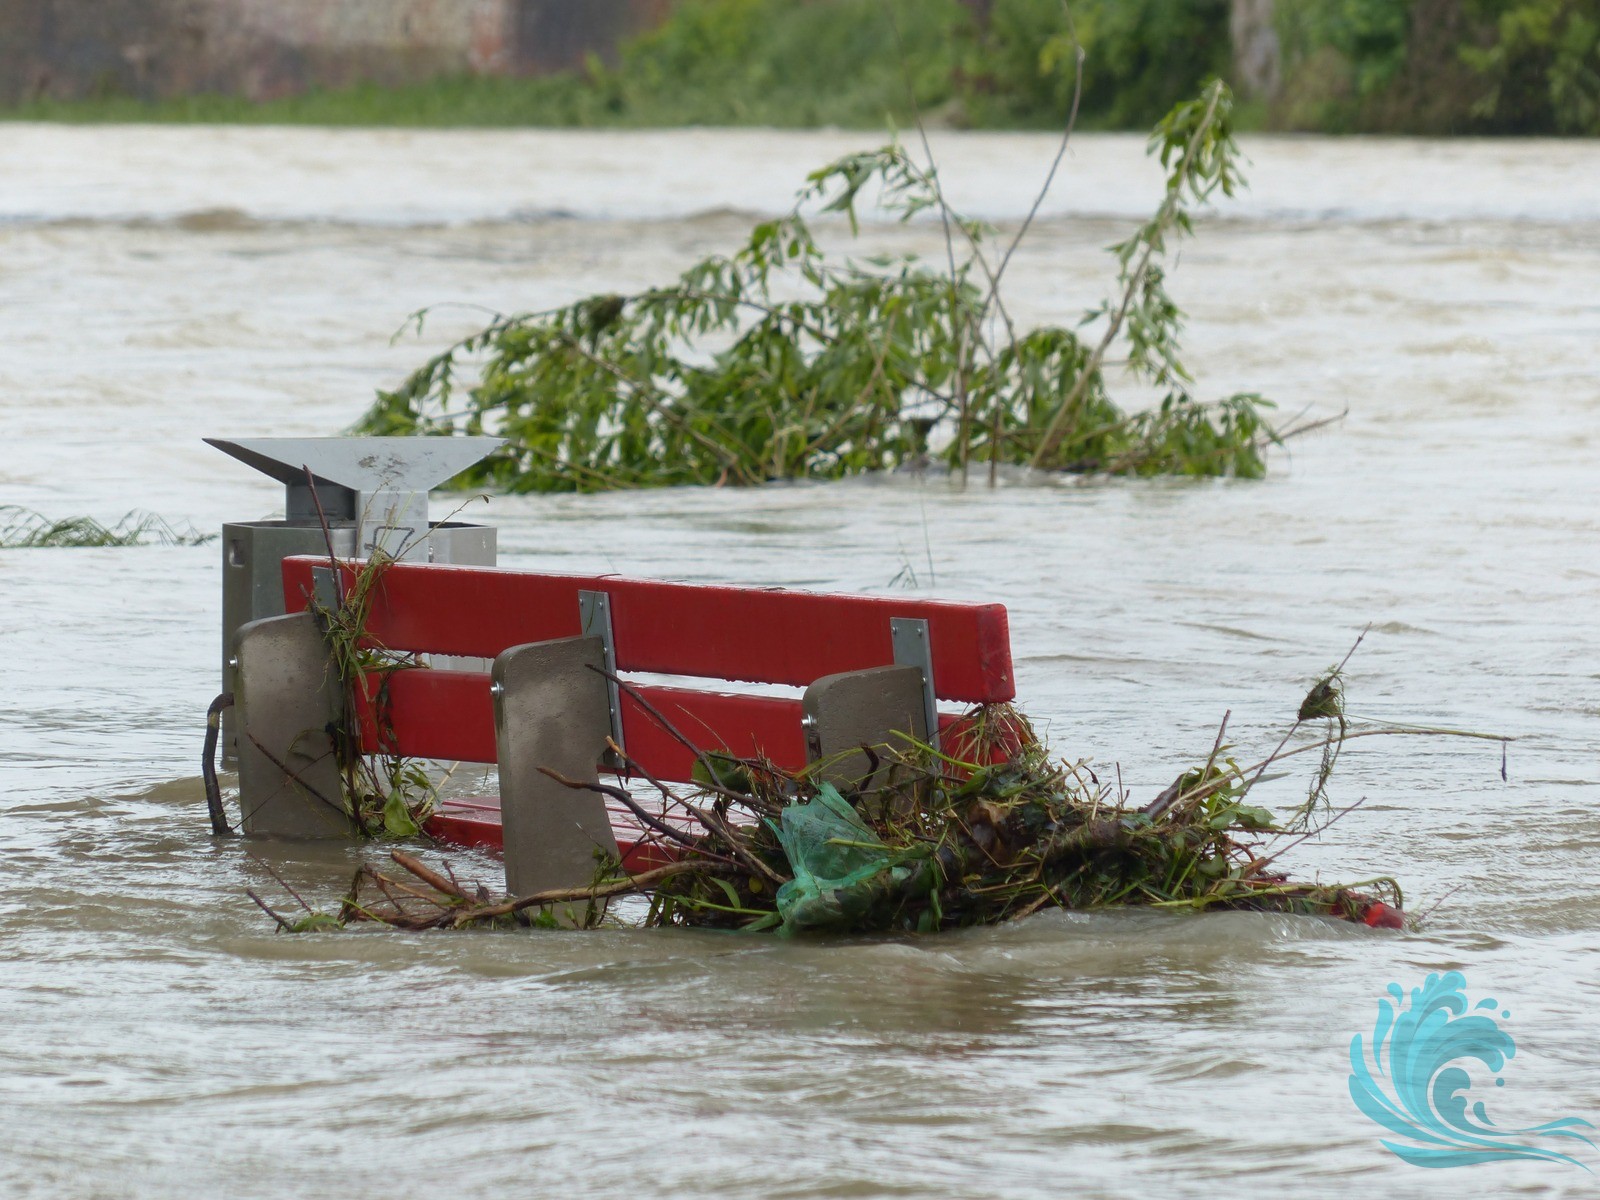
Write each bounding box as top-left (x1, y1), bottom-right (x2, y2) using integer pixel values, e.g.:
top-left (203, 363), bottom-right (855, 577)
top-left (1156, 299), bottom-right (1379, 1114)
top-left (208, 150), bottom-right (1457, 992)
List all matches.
top-left (358, 77), bottom-right (1291, 492)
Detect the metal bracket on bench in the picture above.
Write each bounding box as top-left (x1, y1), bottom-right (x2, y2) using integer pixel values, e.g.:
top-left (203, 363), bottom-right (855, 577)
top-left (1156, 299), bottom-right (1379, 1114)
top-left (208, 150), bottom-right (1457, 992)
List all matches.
top-left (890, 617), bottom-right (940, 752)
top-left (578, 589), bottom-right (625, 765)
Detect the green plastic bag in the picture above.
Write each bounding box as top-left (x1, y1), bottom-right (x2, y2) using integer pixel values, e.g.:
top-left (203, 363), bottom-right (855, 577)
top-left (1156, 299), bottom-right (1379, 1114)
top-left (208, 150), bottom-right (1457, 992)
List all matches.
top-left (771, 784), bottom-right (913, 935)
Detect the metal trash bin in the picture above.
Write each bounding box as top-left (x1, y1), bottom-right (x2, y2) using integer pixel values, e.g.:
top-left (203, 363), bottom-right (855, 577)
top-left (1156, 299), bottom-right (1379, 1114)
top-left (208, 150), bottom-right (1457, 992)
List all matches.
top-left (208, 436), bottom-right (504, 749)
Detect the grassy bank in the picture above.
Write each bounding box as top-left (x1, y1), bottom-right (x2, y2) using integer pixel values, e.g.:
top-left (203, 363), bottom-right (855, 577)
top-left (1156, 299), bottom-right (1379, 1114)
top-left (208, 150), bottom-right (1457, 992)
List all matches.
top-left (6, 0), bottom-right (1593, 135)
top-left (2, 0), bottom-right (1229, 132)
top-left (5, 77), bottom-right (617, 128)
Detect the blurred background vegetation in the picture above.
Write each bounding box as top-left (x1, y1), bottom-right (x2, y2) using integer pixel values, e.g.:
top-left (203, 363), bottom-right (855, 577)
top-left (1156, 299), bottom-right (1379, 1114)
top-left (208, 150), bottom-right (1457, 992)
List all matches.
top-left (6, 0), bottom-right (1598, 135)
top-left (1277, 0), bottom-right (1600, 133)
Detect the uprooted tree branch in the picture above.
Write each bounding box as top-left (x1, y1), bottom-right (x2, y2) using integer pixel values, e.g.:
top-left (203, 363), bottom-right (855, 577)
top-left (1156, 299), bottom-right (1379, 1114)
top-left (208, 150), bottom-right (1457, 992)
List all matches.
top-left (358, 78), bottom-right (1329, 492)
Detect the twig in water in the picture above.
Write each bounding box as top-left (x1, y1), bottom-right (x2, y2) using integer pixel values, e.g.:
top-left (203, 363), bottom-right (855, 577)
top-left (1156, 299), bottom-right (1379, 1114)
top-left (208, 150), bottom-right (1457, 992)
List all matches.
top-left (1246, 798), bottom-right (1367, 877)
top-left (242, 731), bottom-right (346, 823)
top-left (1412, 882), bottom-right (1467, 927)
top-left (537, 766), bottom-right (739, 867)
top-left (247, 853), bottom-right (316, 913)
top-left (1030, 79), bottom-right (1228, 468)
top-left (245, 889), bottom-right (293, 932)
top-left (390, 850), bottom-right (469, 902)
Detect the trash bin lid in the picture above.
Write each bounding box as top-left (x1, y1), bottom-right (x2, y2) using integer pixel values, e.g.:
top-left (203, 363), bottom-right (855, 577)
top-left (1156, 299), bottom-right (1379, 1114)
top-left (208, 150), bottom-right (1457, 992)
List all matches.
top-left (205, 436), bottom-right (505, 496)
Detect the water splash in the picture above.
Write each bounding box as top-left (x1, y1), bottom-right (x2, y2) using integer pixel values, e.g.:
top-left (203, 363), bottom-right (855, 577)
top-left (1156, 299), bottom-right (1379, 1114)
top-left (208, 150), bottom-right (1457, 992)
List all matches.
top-left (1350, 971), bottom-right (1595, 1169)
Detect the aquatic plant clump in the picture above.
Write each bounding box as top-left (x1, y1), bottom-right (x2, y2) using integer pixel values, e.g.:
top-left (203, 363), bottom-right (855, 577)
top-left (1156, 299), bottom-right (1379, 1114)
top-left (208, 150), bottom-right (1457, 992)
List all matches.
top-left (308, 549), bottom-right (441, 840)
top-left (359, 81), bottom-right (1311, 492)
top-left (0, 506), bottom-right (212, 548)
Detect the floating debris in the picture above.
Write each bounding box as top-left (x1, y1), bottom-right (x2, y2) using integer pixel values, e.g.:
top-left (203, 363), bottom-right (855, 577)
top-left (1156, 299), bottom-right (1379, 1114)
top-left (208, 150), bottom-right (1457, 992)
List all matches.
top-left (246, 666), bottom-right (1500, 937)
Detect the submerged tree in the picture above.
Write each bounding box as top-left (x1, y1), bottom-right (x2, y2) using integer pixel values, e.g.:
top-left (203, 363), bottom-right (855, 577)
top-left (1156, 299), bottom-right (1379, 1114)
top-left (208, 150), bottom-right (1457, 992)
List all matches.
top-left (359, 79), bottom-right (1296, 492)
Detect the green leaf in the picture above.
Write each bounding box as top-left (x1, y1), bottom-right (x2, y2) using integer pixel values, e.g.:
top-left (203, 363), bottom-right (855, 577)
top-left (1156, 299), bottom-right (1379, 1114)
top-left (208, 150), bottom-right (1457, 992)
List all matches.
top-left (382, 790), bottom-right (421, 838)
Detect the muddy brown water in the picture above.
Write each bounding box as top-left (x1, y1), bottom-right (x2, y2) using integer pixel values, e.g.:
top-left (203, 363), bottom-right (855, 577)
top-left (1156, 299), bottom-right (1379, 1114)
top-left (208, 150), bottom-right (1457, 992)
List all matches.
top-left (1, 125), bottom-right (1597, 1198)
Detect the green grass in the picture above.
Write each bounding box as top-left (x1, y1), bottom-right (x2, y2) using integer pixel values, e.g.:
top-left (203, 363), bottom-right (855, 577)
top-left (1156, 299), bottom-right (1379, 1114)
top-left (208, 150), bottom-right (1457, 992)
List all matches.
top-left (2, 75), bottom-right (614, 128)
top-left (0, 506), bottom-right (212, 548)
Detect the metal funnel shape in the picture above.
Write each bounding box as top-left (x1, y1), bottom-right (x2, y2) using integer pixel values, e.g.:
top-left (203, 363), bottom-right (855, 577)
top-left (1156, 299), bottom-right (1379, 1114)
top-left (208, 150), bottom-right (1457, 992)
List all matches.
top-left (205, 436), bottom-right (505, 495)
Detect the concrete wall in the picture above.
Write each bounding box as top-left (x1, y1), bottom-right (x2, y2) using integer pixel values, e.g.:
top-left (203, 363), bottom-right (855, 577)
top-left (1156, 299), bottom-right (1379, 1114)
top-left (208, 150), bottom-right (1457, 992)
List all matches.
top-left (514, 0), bottom-right (673, 74)
top-left (0, 0), bottom-right (673, 103)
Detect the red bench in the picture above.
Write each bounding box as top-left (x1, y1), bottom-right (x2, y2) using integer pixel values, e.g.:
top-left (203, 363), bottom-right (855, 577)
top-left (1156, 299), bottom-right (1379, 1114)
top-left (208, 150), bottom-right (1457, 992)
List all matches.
top-left (232, 555), bottom-right (1016, 903)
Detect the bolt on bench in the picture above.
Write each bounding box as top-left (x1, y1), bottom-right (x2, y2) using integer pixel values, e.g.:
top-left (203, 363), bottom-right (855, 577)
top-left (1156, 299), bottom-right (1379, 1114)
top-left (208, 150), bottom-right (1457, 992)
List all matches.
top-left (231, 554), bottom-right (1016, 906)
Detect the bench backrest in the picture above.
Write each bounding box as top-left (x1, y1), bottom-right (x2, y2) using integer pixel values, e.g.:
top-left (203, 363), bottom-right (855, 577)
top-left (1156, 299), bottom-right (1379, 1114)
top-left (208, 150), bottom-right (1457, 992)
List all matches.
top-left (280, 555), bottom-right (1014, 783)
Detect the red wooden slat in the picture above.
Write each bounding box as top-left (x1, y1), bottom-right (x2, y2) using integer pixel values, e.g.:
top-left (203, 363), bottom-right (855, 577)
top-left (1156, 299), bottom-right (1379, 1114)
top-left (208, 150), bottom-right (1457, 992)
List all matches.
top-left (355, 668), bottom-right (810, 781)
top-left (618, 690), bottom-right (974, 779)
top-left (282, 557), bottom-right (1013, 703)
top-left (359, 666), bottom-right (981, 782)
top-left (618, 685), bottom-right (807, 779)
top-left (425, 806), bottom-right (504, 854)
top-left (357, 669), bottom-right (496, 763)
top-left (426, 800), bottom-right (672, 872)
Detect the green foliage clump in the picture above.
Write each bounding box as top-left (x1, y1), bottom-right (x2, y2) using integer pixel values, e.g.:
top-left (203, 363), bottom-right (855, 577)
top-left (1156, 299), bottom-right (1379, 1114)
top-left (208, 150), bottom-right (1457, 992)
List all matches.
top-left (607, 0), bottom-right (974, 127)
top-left (1282, 0), bottom-right (1416, 96)
top-left (1272, 0), bottom-right (1600, 133)
top-left (610, 0), bottom-right (1234, 131)
top-left (983, 0), bottom-right (1235, 128)
top-left (9, 0), bottom-right (1596, 135)
top-left (1463, 0), bottom-right (1600, 133)
top-left (311, 551), bottom-right (439, 838)
top-left (359, 81), bottom-right (1281, 492)
top-left (290, 688), bottom-right (1413, 936)
top-left (248, 636), bottom-right (1507, 937)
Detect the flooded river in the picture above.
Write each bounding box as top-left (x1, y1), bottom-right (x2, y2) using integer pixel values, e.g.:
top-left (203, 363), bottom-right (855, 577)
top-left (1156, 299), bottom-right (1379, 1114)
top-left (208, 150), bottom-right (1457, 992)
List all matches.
top-left (1, 125), bottom-right (1596, 1198)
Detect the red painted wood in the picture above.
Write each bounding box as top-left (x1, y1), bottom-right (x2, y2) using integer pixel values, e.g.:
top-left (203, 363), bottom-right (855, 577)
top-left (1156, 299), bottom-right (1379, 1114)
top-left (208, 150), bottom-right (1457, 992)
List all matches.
top-left (425, 806), bottom-right (504, 853)
top-left (617, 685), bottom-right (808, 779)
top-left (354, 668), bottom-right (811, 779)
top-left (356, 667), bottom-right (983, 781)
top-left (356, 669), bottom-right (496, 763)
top-left (291, 555), bottom-right (1021, 861)
top-left (282, 557), bottom-right (1014, 702)
top-left (617, 840), bottom-right (679, 873)
top-left (419, 704), bottom-right (1017, 858)
top-left (426, 798), bottom-right (678, 873)
top-left (938, 707), bottom-right (1036, 766)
